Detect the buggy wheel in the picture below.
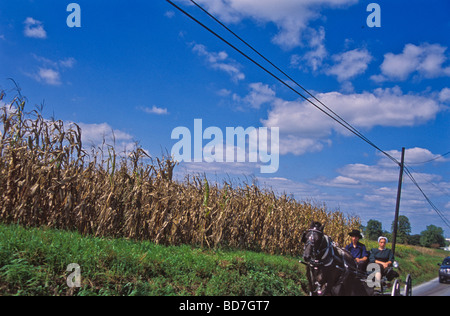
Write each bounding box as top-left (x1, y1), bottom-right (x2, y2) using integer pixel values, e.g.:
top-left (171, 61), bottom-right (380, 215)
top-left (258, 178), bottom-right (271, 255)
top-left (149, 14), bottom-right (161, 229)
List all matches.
top-left (404, 274), bottom-right (412, 297)
top-left (391, 279), bottom-right (401, 296)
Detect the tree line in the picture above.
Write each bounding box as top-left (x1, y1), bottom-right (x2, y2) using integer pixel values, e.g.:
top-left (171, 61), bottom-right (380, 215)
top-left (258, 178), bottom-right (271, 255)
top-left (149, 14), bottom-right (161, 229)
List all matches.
top-left (362, 216), bottom-right (448, 249)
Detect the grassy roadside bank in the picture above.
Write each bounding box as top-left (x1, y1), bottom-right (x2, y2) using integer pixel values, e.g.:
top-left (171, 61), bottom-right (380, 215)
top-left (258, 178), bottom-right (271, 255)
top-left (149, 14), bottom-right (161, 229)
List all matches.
top-left (0, 224), bottom-right (307, 296)
top-left (362, 240), bottom-right (448, 286)
top-left (1, 224), bottom-right (446, 296)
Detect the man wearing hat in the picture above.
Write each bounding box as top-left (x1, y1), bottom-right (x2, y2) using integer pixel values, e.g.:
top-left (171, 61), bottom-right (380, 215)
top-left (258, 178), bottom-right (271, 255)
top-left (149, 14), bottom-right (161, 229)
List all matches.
top-left (345, 230), bottom-right (369, 271)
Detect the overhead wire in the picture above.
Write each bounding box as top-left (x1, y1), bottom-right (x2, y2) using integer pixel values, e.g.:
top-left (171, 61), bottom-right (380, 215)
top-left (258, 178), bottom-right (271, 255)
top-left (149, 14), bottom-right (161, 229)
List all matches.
top-left (166, 0), bottom-right (400, 166)
top-left (404, 166), bottom-right (450, 229)
top-left (188, 0), bottom-right (370, 148)
top-left (189, 0), bottom-right (401, 167)
top-left (408, 151), bottom-right (450, 165)
top-left (405, 164), bottom-right (450, 198)
top-left (166, 0), bottom-right (450, 229)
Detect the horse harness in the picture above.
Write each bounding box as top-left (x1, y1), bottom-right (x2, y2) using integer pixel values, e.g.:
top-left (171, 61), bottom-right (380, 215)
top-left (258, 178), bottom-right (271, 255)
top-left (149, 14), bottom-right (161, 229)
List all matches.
top-left (303, 229), bottom-right (354, 295)
top-left (304, 229), bottom-right (346, 269)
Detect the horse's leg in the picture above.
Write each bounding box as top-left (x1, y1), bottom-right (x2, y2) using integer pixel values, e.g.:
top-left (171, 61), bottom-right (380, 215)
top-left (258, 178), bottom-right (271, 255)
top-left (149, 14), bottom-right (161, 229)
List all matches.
top-left (306, 266), bottom-right (314, 296)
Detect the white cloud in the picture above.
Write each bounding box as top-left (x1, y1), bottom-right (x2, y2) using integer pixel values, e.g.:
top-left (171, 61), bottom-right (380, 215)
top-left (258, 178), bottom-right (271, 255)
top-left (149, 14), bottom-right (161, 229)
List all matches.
top-left (177, 161), bottom-right (257, 177)
top-left (233, 82), bottom-right (276, 109)
top-left (165, 11), bottom-right (175, 19)
top-left (326, 48), bottom-right (373, 82)
top-left (310, 147), bottom-right (449, 218)
top-left (139, 106), bottom-right (169, 115)
top-left (75, 122), bottom-right (142, 156)
top-left (261, 86), bottom-right (440, 155)
top-left (27, 55), bottom-right (76, 86)
top-left (279, 135), bottom-right (330, 156)
top-left (261, 96), bottom-right (332, 155)
top-left (322, 147), bottom-right (447, 188)
top-left (32, 55), bottom-right (76, 69)
top-left (439, 87), bottom-right (450, 103)
top-left (24, 17), bottom-right (47, 39)
top-left (316, 87), bottom-right (440, 129)
top-left (36, 68), bottom-right (61, 86)
top-left (291, 27), bottom-right (327, 72)
top-left (337, 163), bottom-right (399, 183)
top-left (372, 43), bottom-right (450, 82)
top-left (176, 142), bottom-right (262, 176)
top-left (312, 175), bottom-right (361, 188)
top-left (256, 176), bottom-right (321, 199)
top-left (361, 176), bottom-right (450, 217)
top-left (59, 57), bottom-right (76, 69)
top-left (191, 0), bottom-right (358, 49)
top-left (192, 43), bottom-right (245, 82)
top-left (381, 147), bottom-right (450, 165)
top-left (77, 122), bottom-right (133, 144)
top-left (263, 98), bottom-right (330, 137)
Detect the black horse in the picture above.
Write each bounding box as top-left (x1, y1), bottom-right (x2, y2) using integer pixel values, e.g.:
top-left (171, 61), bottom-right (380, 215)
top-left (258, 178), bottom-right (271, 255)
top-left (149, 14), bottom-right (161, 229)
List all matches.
top-left (301, 221), bottom-right (373, 296)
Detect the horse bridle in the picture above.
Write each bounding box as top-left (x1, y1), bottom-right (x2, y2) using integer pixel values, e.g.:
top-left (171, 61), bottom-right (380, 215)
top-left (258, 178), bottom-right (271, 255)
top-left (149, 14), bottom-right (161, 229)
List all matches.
top-left (303, 229), bottom-right (334, 268)
top-left (302, 229), bottom-right (340, 296)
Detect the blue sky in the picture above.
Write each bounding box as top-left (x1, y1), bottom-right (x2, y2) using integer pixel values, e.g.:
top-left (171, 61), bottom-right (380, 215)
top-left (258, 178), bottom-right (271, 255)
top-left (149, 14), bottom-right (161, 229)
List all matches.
top-left (1, 0), bottom-right (449, 236)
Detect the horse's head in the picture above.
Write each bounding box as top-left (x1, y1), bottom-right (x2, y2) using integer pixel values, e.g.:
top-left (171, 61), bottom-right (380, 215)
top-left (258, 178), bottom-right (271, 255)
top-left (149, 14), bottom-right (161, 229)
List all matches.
top-left (301, 221), bottom-right (326, 263)
top-left (301, 221), bottom-right (330, 296)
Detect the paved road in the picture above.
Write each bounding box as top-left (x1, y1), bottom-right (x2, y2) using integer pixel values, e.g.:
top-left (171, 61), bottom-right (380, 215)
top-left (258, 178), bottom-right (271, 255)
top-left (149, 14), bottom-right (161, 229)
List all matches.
top-left (412, 278), bottom-right (450, 296)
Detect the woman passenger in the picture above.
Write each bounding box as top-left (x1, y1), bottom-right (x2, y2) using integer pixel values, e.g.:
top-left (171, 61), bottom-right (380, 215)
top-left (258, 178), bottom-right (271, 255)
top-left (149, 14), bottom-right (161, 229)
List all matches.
top-left (369, 236), bottom-right (398, 281)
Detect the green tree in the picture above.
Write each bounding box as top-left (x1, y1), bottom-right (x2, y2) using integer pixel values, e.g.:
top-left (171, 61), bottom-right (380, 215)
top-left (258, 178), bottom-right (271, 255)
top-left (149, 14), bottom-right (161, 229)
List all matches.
top-left (408, 234), bottom-right (421, 246)
top-left (420, 225), bottom-right (446, 248)
top-left (366, 219), bottom-right (383, 241)
top-left (391, 215), bottom-right (411, 244)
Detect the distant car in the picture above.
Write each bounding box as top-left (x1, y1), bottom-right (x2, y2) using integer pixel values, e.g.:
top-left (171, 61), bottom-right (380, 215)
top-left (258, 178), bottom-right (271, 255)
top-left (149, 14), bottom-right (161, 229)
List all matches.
top-left (438, 257), bottom-right (450, 284)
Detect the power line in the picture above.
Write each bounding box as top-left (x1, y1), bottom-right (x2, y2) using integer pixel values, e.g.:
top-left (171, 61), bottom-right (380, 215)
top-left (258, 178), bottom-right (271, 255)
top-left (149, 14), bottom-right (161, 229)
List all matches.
top-left (408, 151), bottom-right (450, 165)
top-left (404, 167), bottom-right (450, 229)
top-left (405, 164), bottom-right (450, 198)
top-left (166, 0), bottom-right (450, 229)
top-left (188, 0), bottom-right (369, 148)
top-left (166, 0), bottom-right (400, 167)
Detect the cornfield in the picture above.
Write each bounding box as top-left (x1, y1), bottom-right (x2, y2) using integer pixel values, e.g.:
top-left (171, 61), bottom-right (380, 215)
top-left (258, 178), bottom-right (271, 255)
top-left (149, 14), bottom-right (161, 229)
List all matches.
top-left (0, 92), bottom-right (360, 256)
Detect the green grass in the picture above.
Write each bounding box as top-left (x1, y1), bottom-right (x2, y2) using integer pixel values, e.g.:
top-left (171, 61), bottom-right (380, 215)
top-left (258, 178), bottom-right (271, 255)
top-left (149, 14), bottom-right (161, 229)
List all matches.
top-left (1, 224), bottom-right (447, 296)
top-left (0, 223), bottom-right (308, 296)
top-left (361, 240), bottom-right (447, 286)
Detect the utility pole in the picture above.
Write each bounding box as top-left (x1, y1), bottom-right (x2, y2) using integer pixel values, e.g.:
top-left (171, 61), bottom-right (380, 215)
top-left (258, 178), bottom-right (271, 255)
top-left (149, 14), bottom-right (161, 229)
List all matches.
top-left (392, 147), bottom-right (405, 257)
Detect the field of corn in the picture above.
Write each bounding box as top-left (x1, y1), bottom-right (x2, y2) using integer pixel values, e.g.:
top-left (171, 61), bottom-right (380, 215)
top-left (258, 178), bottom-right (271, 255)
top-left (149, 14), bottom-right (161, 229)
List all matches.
top-left (0, 91), bottom-right (360, 257)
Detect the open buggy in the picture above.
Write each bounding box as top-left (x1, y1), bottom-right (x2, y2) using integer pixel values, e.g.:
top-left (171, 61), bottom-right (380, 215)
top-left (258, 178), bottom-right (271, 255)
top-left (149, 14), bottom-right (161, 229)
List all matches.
top-left (300, 222), bottom-right (412, 296)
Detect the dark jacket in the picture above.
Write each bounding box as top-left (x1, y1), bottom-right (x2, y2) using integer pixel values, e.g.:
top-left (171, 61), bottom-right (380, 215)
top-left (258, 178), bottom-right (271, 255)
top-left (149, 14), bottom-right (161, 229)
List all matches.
top-left (369, 248), bottom-right (394, 263)
top-left (345, 242), bottom-right (369, 260)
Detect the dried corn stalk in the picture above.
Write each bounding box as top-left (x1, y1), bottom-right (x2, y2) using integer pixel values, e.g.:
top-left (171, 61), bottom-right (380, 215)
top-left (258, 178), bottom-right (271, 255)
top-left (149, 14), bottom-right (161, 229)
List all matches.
top-left (0, 92), bottom-right (360, 256)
